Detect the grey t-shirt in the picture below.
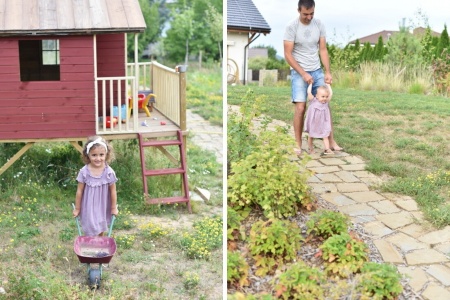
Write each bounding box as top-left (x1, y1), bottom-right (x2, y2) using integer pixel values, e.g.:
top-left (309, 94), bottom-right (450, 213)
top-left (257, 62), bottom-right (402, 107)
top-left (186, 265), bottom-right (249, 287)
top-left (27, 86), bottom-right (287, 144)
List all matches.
top-left (283, 18), bottom-right (326, 71)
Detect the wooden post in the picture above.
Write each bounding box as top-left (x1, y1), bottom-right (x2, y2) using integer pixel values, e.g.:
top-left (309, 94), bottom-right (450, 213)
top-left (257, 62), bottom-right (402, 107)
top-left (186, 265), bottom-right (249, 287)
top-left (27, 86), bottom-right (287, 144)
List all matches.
top-left (179, 69), bottom-right (187, 150)
top-left (0, 143), bottom-right (35, 176)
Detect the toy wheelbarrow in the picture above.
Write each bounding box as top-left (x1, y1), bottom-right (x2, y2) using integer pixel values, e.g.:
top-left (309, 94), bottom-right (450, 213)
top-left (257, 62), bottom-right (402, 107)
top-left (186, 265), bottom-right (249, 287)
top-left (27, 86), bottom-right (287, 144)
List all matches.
top-left (72, 204), bottom-right (117, 288)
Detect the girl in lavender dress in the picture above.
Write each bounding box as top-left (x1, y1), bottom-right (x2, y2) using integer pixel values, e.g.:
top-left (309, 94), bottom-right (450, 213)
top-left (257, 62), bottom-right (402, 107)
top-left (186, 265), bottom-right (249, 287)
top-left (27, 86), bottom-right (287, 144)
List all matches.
top-left (304, 83), bottom-right (335, 155)
top-left (73, 136), bottom-right (119, 236)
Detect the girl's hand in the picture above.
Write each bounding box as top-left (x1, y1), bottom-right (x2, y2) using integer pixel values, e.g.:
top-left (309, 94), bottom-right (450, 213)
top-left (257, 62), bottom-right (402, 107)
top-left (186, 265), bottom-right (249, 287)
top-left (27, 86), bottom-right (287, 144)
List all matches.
top-left (111, 207), bottom-right (119, 216)
top-left (73, 209), bottom-right (80, 217)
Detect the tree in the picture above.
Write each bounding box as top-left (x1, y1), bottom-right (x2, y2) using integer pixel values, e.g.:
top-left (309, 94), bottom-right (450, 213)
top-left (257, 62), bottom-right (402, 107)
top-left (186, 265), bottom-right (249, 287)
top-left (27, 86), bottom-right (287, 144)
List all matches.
top-left (205, 4), bottom-right (223, 63)
top-left (436, 25), bottom-right (450, 57)
top-left (384, 28), bottom-right (424, 67)
top-left (164, 8), bottom-right (194, 64)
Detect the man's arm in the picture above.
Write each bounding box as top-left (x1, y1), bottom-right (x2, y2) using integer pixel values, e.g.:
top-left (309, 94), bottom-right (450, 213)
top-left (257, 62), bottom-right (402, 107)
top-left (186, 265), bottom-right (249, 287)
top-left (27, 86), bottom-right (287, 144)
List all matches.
top-left (284, 40), bottom-right (313, 84)
top-left (319, 37), bottom-right (332, 84)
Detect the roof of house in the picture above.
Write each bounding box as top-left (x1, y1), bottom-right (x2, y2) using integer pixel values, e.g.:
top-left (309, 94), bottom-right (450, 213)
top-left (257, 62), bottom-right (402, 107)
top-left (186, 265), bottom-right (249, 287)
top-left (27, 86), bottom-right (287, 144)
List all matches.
top-left (0, 0), bottom-right (146, 36)
top-left (227, 0), bottom-right (271, 34)
top-left (349, 27), bottom-right (441, 45)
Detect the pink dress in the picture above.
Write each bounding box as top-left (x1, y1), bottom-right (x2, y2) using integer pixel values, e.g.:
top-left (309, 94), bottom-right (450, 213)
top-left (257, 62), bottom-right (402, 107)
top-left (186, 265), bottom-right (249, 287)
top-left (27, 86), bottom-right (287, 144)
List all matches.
top-left (304, 97), bottom-right (332, 138)
top-left (76, 164), bottom-right (117, 236)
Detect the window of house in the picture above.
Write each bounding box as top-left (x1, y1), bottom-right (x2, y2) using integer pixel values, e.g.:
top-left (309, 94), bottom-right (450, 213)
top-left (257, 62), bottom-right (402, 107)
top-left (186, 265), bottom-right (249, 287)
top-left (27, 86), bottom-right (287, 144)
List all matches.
top-left (19, 39), bottom-right (60, 81)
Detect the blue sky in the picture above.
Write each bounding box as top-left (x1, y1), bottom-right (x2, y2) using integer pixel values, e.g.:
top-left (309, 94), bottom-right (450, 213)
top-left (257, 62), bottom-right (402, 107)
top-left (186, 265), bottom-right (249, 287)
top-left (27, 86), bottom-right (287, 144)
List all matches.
top-left (250, 0), bottom-right (450, 56)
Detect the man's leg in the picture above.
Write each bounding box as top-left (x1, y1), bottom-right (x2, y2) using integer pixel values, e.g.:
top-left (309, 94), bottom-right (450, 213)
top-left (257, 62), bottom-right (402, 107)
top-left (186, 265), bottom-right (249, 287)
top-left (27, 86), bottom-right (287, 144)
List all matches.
top-left (293, 102), bottom-right (306, 151)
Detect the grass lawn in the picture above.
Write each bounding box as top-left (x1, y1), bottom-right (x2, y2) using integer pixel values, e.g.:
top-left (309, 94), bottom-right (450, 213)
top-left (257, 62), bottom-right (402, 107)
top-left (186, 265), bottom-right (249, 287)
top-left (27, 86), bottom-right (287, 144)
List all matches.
top-left (228, 83), bottom-right (450, 227)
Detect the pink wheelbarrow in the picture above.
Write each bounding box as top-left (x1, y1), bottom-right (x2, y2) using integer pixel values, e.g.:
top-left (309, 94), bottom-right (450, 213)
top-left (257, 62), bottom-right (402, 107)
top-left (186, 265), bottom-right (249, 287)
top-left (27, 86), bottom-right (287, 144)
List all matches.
top-left (72, 204), bottom-right (117, 288)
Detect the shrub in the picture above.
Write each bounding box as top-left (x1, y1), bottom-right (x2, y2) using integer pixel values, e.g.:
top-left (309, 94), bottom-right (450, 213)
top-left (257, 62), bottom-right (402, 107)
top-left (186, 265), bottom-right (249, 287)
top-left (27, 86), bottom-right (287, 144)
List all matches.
top-left (274, 261), bottom-right (325, 300)
top-left (319, 232), bottom-right (368, 277)
top-left (306, 210), bottom-right (350, 239)
top-left (249, 219), bottom-right (303, 276)
top-left (228, 129), bottom-right (313, 218)
top-left (227, 251), bottom-right (250, 288)
top-left (227, 206), bottom-right (244, 242)
top-left (358, 262), bottom-right (403, 299)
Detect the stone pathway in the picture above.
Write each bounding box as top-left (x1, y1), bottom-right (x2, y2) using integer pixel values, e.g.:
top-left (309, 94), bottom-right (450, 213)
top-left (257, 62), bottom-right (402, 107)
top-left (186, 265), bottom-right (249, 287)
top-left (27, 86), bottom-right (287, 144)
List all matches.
top-left (298, 140), bottom-right (450, 299)
top-left (186, 109), bottom-right (223, 164)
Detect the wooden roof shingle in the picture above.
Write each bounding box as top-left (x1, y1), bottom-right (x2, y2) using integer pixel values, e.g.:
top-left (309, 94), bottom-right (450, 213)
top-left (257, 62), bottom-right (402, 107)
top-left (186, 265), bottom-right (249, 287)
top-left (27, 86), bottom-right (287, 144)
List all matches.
top-left (227, 0), bottom-right (271, 34)
top-left (0, 0), bottom-right (146, 36)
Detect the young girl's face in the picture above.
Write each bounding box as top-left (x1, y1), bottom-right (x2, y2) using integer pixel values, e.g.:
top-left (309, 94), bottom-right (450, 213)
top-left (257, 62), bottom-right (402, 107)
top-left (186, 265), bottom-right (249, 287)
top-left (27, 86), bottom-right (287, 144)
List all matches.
top-left (88, 146), bottom-right (107, 167)
top-left (316, 89), bottom-right (329, 103)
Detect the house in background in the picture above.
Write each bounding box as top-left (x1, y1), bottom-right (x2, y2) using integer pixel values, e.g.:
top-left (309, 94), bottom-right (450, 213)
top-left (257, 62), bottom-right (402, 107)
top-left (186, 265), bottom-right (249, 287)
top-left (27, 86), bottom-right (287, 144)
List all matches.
top-left (227, 0), bottom-right (271, 84)
top-left (349, 27), bottom-right (441, 46)
top-left (0, 0), bottom-right (191, 209)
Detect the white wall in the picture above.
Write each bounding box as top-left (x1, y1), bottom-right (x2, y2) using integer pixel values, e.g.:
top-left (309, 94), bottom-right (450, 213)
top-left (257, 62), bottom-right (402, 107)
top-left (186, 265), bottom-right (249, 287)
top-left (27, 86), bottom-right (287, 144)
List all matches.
top-left (227, 32), bottom-right (249, 83)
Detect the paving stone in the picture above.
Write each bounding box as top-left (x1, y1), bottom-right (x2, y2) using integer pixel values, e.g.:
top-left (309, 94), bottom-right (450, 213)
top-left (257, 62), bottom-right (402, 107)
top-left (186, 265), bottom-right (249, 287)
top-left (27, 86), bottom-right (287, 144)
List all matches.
top-left (336, 183), bottom-right (370, 193)
top-left (318, 157), bottom-right (347, 166)
top-left (385, 232), bottom-right (429, 252)
top-left (363, 221), bottom-right (394, 238)
top-left (395, 199), bottom-right (419, 211)
top-left (353, 170), bottom-right (378, 178)
top-left (368, 200), bottom-right (401, 214)
top-left (418, 226), bottom-right (450, 245)
top-left (351, 215), bottom-right (376, 223)
top-left (340, 164), bottom-right (366, 171)
top-left (376, 211), bottom-right (414, 229)
top-left (434, 243), bottom-right (450, 255)
top-left (316, 173), bottom-right (343, 183)
top-left (321, 192), bottom-right (356, 206)
top-left (359, 176), bottom-right (384, 187)
top-left (307, 175), bottom-right (322, 183)
top-left (338, 204), bottom-right (378, 216)
top-left (343, 156), bottom-right (365, 164)
top-left (306, 160), bottom-right (324, 168)
top-left (397, 266), bottom-right (429, 293)
top-left (344, 191), bottom-right (385, 203)
top-left (373, 240), bottom-right (403, 263)
top-left (334, 171), bottom-right (360, 183)
top-left (426, 264), bottom-right (450, 286)
top-left (309, 183), bottom-right (338, 194)
top-left (309, 165), bottom-right (341, 174)
top-left (422, 282), bottom-right (450, 300)
top-left (405, 249), bottom-right (449, 265)
top-left (399, 223), bottom-right (430, 239)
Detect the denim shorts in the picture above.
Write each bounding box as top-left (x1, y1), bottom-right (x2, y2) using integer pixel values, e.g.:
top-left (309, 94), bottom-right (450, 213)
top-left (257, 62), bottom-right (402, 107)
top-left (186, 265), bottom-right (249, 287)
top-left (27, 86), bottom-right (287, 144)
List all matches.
top-left (290, 69), bottom-right (325, 103)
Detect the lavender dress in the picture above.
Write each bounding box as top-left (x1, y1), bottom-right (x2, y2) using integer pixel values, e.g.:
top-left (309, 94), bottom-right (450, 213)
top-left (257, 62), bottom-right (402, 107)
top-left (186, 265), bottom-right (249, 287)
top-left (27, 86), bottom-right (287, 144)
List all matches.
top-left (76, 164), bottom-right (117, 236)
top-left (304, 97), bottom-right (332, 138)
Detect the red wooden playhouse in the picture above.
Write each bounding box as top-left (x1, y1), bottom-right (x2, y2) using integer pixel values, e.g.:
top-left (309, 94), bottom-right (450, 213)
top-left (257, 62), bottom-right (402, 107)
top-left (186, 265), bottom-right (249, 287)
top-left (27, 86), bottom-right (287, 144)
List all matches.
top-left (0, 0), bottom-right (190, 211)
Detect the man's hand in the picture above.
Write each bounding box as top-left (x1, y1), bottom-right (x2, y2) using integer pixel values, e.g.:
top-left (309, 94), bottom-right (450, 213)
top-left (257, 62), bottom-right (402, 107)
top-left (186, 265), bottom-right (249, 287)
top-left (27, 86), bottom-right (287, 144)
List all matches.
top-left (324, 72), bottom-right (332, 84)
top-left (302, 72), bottom-right (314, 85)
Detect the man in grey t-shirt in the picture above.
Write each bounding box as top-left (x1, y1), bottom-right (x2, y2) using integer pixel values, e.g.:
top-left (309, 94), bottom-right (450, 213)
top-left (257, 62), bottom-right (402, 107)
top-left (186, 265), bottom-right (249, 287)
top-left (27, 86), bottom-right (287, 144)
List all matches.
top-left (283, 0), bottom-right (342, 154)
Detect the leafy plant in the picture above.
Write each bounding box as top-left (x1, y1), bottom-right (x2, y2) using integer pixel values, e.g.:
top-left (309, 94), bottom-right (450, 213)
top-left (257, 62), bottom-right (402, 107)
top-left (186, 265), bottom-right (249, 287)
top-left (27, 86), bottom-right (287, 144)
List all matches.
top-left (227, 251), bottom-right (250, 288)
top-left (248, 219), bottom-right (303, 276)
top-left (228, 128), bottom-right (313, 218)
top-left (274, 261), bottom-right (325, 300)
top-left (319, 232), bottom-right (368, 277)
top-left (227, 206), bottom-right (244, 242)
top-left (306, 210), bottom-right (350, 239)
top-left (114, 234), bottom-right (136, 250)
top-left (182, 271), bottom-right (200, 290)
top-left (358, 262), bottom-right (403, 300)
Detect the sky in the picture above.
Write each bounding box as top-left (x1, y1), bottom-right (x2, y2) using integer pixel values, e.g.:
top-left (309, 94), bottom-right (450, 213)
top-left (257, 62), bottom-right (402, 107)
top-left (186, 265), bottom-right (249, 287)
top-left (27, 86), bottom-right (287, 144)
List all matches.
top-left (250, 0), bottom-right (450, 56)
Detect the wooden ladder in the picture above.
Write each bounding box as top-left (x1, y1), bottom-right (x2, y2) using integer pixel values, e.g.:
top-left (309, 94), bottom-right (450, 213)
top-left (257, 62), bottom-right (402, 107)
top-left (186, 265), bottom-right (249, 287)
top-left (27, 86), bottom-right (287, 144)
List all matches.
top-left (138, 131), bottom-right (191, 212)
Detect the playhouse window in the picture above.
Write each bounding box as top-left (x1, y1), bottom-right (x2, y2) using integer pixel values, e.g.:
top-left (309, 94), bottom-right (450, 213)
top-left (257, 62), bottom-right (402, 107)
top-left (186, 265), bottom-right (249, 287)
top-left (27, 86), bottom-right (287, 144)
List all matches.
top-left (19, 39), bottom-right (60, 81)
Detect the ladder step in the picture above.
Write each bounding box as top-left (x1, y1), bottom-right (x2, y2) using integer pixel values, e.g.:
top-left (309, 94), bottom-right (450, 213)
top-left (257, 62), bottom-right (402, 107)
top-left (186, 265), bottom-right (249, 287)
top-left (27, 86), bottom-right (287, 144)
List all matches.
top-left (144, 168), bottom-right (185, 176)
top-left (141, 140), bottom-right (182, 147)
top-left (146, 196), bottom-right (189, 205)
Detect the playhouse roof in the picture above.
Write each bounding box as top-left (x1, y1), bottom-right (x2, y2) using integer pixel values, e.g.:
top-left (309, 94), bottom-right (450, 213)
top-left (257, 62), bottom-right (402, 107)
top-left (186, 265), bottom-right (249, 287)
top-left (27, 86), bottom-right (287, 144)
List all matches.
top-left (0, 0), bottom-right (146, 36)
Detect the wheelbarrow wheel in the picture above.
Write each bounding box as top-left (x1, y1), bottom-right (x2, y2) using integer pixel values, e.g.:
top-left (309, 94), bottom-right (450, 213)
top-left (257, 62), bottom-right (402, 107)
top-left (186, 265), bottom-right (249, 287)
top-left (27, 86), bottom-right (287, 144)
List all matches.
top-left (89, 269), bottom-right (101, 289)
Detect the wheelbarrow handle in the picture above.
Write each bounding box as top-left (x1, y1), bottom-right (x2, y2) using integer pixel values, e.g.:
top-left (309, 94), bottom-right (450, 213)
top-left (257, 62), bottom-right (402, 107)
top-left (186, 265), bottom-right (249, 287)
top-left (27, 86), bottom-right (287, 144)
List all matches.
top-left (72, 203), bottom-right (82, 237)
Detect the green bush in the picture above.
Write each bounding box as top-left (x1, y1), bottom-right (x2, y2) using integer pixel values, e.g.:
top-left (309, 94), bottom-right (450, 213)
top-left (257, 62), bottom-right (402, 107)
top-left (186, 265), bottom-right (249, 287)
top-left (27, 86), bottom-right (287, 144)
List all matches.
top-left (227, 206), bottom-right (244, 241)
top-left (249, 219), bottom-right (303, 276)
top-left (358, 262), bottom-right (403, 299)
top-left (306, 210), bottom-right (350, 239)
top-left (274, 261), bottom-right (325, 300)
top-left (319, 232), bottom-right (368, 277)
top-left (228, 129), bottom-right (313, 218)
top-left (227, 250), bottom-right (249, 287)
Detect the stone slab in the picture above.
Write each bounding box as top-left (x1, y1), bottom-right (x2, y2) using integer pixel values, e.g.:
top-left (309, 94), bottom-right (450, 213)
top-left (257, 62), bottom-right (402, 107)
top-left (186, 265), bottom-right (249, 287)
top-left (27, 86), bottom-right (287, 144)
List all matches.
top-left (344, 191), bottom-right (385, 203)
top-left (307, 175), bottom-right (322, 183)
top-left (316, 173), bottom-right (343, 183)
top-left (426, 264), bottom-right (450, 286)
top-left (343, 156), bottom-right (365, 164)
top-left (351, 215), bottom-right (376, 223)
top-left (422, 282), bottom-right (450, 300)
top-left (334, 171), bottom-right (360, 183)
top-left (339, 204), bottom-right (378, 216)
top-left (435, 242), bottom-right (450, 255)
top-left (418, 226), bottom-right (450, 245)
top-left (321, 192), bottom-right (356, 206)
top-left (359, 176), bottom-right (384, 187)
top-left (399, 223), bottom-right (430, 239)
top-left (340, 164), bottom-right (366, 171)
top-left (368, 200), bottom-right (401, 213)
top-left (318, 158), bottom-right (347, 166)
top-left (306, 160), bottom-right (324, 168)
top-left (373, 240), bottom-right (403, 263)
top-left (309, 166), bottom-right (341, 174)
top-left (353, 170), bottom-right (378, 178)
top-left (397, 266), bottom-right (429, 293)
top-left (363, 221), bottom-right (394, 238)
top-left (376, 211), bottom-right (414, 229)
top-left (337, 183), bottom-right (370, 193)
top-left (309, 183), bottom-right (337, 194)
top-left (405, 249), bottom-right (449, 265)
top-left (395, 199), bottom-right (419, 211)
top-left (385, 232), bottom-right (429, 252)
